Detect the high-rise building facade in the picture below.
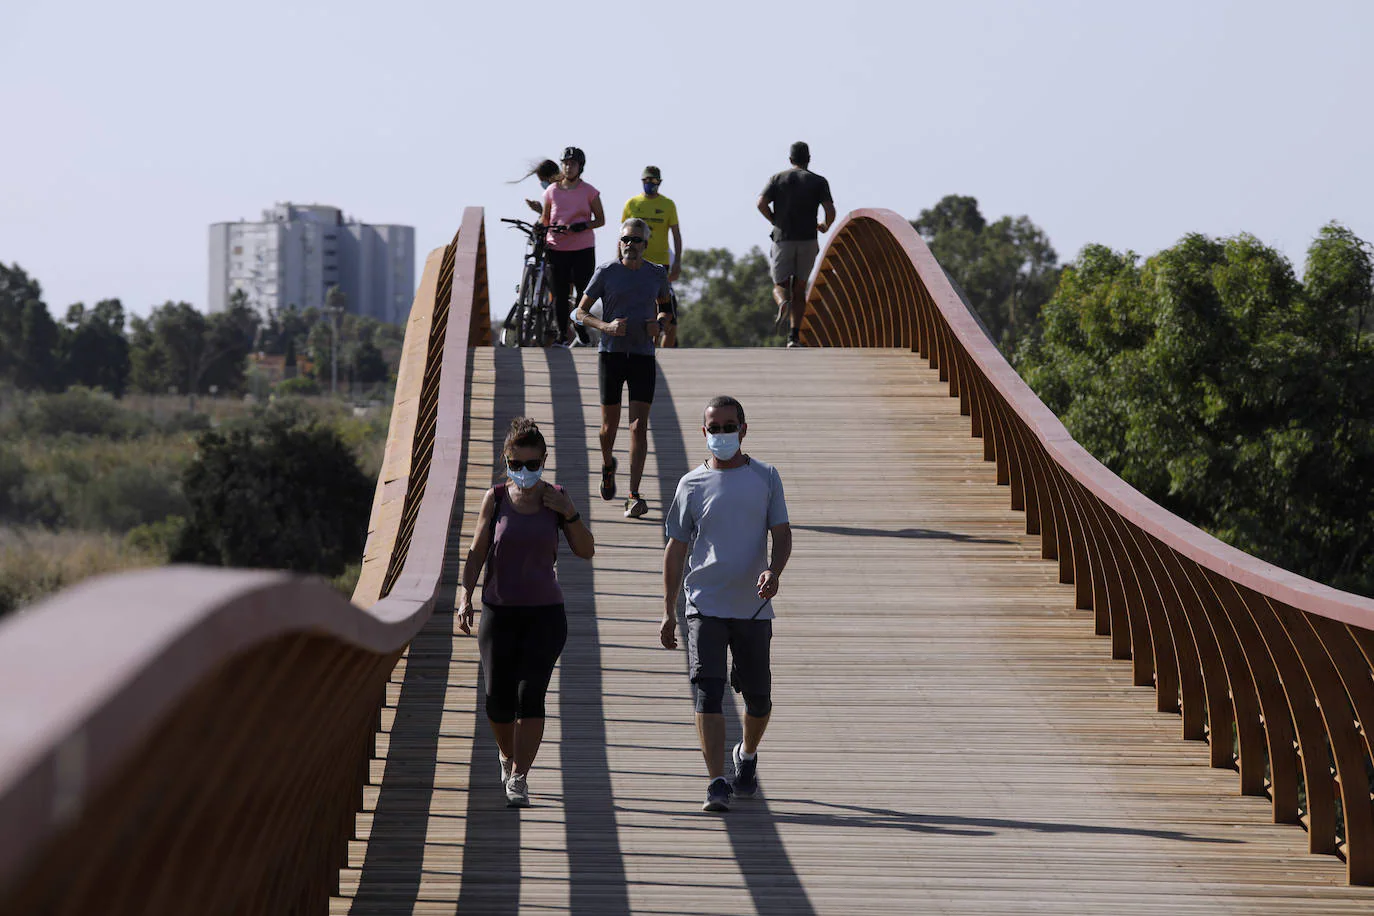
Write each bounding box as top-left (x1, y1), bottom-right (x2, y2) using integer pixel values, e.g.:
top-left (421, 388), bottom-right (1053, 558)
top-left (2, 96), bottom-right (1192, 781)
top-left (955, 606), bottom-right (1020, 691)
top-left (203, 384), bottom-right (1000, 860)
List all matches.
top-left (209, 203), bottom-right (415, 324)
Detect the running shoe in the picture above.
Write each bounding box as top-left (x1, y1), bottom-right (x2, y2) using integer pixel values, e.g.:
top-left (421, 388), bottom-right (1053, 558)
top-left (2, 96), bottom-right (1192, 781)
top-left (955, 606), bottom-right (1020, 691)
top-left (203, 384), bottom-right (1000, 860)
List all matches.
top-left (499, 753), bottom-right (513, 786)
top-left (786, 337), bottom-right (805, 349)
top-left (624, 494), bottom-right (648, 519)
top-left (774, 299), bottom-right (790, 332)
top-left (599, 456), bottom-right (617, 501)
top-left (702, 776), bottom-right (733, 813)
top-left (732, 742), bottom-right (758, 797)
top-left (505, 772), bottom-right (530, 807)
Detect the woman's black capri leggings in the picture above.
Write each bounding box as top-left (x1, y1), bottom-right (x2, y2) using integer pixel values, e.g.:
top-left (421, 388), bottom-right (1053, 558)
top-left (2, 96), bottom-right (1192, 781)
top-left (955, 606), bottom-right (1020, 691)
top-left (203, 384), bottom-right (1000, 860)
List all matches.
top-left (546, 247), bottom-right (596, 341)
top-left (478, 603), bottom-right (568, 722)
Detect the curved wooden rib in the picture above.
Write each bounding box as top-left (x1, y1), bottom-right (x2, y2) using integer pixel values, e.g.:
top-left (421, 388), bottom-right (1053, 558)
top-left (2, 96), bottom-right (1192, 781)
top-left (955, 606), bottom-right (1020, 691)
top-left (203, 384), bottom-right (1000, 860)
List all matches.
top-left (802, 208), bottom-right (1374, 884)
top-left (0, 207), bottom-right (491, 913)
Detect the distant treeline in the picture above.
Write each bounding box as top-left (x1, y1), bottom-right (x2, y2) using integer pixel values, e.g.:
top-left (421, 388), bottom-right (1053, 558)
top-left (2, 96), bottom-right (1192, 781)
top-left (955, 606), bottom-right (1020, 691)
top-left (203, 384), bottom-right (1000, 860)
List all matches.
top-left (0, 267), bottom-right (403, 401)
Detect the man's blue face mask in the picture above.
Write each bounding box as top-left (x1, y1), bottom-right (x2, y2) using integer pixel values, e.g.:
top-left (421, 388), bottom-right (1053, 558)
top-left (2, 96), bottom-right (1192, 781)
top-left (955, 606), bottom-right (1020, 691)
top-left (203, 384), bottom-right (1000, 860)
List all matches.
top-left (643, 181), bottom-right (659, 196)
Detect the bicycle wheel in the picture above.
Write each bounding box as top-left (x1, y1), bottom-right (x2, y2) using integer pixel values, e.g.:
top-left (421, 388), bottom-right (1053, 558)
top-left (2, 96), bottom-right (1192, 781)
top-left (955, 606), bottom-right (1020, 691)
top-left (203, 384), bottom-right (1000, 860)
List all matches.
top-left (528, 265), bottom-right (559, 347)
top-left (506, 263), bottom-right (539, 348)
top-left (518, 277), bottom-right (543, 347)
top-left (543, 267), bottom-right (565, 347)
top-left (500, 300), bottom-right (524, 348)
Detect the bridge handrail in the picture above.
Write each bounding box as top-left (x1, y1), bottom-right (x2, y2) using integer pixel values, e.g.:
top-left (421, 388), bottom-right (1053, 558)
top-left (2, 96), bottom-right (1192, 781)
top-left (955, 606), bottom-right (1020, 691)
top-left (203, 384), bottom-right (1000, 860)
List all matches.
top-left (0, 207), bottom-right (491, 912)
top-left (804, 208), bottom-right (1374, 883)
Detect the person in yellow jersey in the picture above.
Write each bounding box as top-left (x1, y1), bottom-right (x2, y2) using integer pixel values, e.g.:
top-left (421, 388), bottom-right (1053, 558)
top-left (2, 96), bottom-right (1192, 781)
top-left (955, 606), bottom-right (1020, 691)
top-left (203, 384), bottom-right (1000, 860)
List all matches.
top-left (622, 166), bottom-right (682, 347)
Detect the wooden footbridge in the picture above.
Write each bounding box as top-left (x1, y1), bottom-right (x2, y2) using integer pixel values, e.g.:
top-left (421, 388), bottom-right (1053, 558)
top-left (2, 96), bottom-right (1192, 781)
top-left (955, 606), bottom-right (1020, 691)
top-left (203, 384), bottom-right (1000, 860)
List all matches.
top-left (3, 209), bottom-right (1374, 915)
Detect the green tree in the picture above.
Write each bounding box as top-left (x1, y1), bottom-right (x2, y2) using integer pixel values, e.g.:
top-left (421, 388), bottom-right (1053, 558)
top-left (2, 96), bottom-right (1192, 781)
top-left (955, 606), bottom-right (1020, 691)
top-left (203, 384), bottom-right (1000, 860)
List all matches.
top-left (675, 247), bottom-right (784, 347)
top-left (339, 316), bottom-right (388, 386)
top-left (172, 416), bottom-right (371, 576)
top-left (0, 264), bottom-right (63, 391)
top-left (129, 299), bottom-right (259, 405)
top-left (1017, 223), bottom-right (1374, 596)
top-left (62, 299), bottom-right (131, 396)
top-left (912, 195), bottom-right (1060, 352)
top-left (347, 338), bottom-right (388, 386)
top-left (256, 302), bottom-right (313, 357)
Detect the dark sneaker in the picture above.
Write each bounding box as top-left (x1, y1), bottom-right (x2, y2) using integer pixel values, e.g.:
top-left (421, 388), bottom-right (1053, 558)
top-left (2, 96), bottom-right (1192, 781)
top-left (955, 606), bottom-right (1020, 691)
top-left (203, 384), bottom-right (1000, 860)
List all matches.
top-left (599, 457), bottom-right (617, 501)
top-left (786, 337), bottom-right (805, 349)
top-left (624, 495), bottom-right (648, 519)
top-left (732, 742), bottom-right (759, 796)
top-left (505, 772), bottom-right (530, 807)
top-left (702, 776), bottom-right (733, 812)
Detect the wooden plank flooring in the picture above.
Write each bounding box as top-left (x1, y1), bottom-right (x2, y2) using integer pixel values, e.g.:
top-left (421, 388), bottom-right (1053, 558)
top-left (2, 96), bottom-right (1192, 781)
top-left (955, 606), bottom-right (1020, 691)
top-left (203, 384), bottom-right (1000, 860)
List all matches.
top-left (333, 347), bottom-right (1374, 915)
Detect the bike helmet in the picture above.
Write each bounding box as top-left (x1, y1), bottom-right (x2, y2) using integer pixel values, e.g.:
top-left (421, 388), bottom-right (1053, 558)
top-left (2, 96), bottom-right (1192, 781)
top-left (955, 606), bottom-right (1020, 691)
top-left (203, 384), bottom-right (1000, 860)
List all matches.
top-left (561, 146), bottom-right (586, 168)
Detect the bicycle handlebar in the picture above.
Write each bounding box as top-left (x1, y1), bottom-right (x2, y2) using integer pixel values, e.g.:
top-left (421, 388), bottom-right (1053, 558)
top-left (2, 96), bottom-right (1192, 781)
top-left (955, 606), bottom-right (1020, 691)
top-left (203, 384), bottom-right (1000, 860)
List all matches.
top-left (500, 217), bottom-right (568, 234)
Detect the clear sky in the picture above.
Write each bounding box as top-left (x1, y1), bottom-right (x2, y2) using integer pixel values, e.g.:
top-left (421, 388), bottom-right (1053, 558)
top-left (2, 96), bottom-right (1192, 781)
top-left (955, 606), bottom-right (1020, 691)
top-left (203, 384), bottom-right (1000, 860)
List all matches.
top-left (2, 0), bottom-right (1371, 319)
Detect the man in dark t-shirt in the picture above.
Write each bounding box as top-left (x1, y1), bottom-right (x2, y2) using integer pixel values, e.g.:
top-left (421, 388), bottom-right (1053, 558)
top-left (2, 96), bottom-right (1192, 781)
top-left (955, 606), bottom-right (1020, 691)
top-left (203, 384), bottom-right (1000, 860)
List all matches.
top-left (757, 141), bottom-right (836, 348)
top-left (574, 217), bottom-right (673, 520)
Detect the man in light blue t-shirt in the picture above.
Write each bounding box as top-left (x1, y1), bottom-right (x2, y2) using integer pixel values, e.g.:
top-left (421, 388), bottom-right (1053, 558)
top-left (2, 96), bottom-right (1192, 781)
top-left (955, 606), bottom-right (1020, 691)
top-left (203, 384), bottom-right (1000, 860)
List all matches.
top-left (661, 395), bottom-right (792, 813)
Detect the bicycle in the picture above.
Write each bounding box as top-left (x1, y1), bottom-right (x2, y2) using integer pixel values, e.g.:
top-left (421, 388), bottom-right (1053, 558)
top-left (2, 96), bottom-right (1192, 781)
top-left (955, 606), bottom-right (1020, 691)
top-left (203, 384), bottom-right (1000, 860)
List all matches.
top-left (498, 218), bottom-right (571, 348)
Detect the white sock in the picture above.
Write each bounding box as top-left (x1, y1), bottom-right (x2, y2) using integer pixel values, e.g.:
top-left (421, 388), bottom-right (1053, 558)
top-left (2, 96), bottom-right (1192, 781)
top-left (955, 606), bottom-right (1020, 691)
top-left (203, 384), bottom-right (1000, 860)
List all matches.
top-left (738, 746), bottom-right (756, 760)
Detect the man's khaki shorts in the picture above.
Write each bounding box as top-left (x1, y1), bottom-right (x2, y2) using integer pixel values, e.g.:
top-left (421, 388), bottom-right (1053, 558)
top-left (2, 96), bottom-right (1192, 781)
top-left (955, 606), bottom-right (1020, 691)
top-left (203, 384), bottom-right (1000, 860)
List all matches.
top-left (769, 239), bottom-right (820, 285)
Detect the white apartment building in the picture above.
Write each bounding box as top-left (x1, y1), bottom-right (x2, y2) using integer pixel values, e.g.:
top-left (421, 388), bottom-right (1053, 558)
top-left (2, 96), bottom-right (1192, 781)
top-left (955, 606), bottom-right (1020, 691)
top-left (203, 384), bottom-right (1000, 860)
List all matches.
top-left (209, 203), bottom-right (415, 324)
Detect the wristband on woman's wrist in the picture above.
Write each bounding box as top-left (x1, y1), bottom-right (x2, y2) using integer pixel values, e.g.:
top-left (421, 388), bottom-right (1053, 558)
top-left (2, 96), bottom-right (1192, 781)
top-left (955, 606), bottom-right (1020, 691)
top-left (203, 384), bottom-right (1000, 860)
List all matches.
top-left (563, 511), bottom-right (581, 525)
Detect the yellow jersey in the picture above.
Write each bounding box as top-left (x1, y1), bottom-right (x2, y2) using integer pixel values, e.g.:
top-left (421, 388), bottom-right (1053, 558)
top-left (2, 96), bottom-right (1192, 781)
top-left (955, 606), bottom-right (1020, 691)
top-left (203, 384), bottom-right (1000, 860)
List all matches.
top-left (621, 194), bottom-right (679, 268)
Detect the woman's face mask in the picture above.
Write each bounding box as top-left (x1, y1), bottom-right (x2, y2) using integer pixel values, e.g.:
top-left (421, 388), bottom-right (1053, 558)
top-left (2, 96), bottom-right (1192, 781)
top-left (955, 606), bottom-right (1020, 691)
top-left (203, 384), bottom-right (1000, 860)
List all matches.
top-left (539, 179), bottom-right (552, 189)
top-left (507, 465), bottom-right (543, 489)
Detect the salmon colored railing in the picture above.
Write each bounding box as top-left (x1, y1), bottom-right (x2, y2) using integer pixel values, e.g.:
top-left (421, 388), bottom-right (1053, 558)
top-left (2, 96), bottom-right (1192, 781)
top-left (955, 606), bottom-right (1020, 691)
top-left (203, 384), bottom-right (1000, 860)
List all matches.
top-left (0, 208), bottom-right (491, 913)
top-left (802, 208), bottom-right (1374, 884)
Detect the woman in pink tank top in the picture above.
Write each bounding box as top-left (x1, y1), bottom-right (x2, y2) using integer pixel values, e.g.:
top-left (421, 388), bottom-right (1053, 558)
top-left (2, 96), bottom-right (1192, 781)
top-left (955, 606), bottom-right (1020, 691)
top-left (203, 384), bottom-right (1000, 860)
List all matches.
top-left (540, 145), bottom-right (604, 346)
top-left (458, 417), bottom-right (593, 806)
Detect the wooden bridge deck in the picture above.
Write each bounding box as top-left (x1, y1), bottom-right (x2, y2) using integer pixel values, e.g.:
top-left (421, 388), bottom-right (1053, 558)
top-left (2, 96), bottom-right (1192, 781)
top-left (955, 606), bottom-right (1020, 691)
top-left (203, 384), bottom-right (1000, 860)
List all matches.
top-left (333, 347), bottom-right (1374, 915)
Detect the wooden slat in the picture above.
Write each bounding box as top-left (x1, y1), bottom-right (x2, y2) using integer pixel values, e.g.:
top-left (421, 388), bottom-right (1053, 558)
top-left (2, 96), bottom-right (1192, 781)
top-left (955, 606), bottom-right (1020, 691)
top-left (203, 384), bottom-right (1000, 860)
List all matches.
top-left (333, 348), bottom-right (1374, 915)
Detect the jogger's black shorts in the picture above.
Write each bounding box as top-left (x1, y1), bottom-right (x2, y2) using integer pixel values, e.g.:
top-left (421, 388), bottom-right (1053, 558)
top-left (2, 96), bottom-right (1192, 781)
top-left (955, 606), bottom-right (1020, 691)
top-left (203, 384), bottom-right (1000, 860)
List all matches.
top-left (598, 352), bottom-right (656, 406)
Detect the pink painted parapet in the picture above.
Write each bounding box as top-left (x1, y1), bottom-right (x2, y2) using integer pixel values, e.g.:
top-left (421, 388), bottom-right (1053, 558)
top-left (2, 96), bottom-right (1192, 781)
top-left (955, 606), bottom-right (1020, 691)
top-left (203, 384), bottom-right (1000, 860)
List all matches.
top-left (0, 208), bottom-right (492, 913)
top-left (802, 208), bottom-right (1374, 884)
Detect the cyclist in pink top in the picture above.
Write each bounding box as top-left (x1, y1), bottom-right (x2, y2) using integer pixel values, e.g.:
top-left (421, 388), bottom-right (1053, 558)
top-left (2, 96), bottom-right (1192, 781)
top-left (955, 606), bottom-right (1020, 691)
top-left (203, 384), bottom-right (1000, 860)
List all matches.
top-left (540, 146), bottom-right (605, 346)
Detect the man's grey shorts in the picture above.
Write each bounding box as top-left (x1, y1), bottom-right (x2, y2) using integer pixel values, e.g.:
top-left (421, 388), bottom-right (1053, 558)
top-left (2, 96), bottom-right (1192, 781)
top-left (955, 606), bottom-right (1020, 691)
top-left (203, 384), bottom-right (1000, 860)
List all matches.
top-left (687, 616), bottom-right (772, 694)
top-left (769, 239), bottom-right (820, 286)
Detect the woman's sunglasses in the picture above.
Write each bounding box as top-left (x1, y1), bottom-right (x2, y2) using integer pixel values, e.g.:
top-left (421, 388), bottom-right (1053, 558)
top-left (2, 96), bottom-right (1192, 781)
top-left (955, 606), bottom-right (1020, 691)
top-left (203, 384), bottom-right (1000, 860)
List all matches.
top-left (506, 458), bottom-right (543, 472)
top-left (705, 423), bottom-right (740, 434)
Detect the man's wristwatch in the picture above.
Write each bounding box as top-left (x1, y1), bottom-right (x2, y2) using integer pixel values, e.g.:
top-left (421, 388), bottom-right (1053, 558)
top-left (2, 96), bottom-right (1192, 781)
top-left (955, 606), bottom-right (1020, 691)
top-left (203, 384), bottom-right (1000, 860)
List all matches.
top-left (563, 511), bottom-right (581, 525)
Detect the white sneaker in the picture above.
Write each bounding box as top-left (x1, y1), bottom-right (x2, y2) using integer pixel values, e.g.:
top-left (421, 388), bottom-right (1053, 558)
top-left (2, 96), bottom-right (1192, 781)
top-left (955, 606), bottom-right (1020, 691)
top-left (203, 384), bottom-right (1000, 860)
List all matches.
top-left (506, 772), bottom-right (530, 807)
top-left (499, 753), bottom-right (513, 785)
